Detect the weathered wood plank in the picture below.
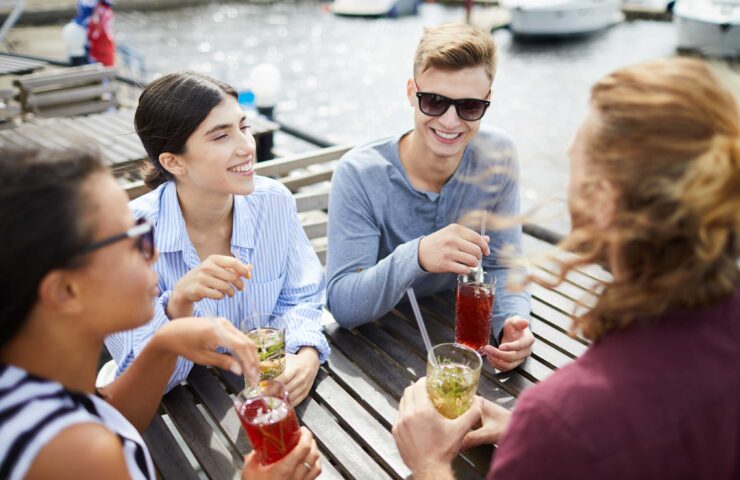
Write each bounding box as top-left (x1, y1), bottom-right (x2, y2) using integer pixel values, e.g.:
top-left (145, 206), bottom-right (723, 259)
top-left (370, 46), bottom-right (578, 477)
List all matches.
top-left (253, 145), bottom-right (350, 178)
top-left (324, 323), bottom-right (415, 399)
top-left (27, 82), bottom-right (116, 109)
top-left (142, 413), bottom-right (200, 480)
top-left (281, 169), bottom-right (334, 193)
top-left (188, 366), bottom-right (251, 455)
top-left (530, 317), bottom-right (588, 358)
top-left (397, 297), bottom-right (552, 384)
top-left (161, 385), bottom-right (242, 480)
top-left (325, 335), bottom-right (490, 479)
top-left (14, 65), bottom-right (117, 90)
top-left (35, 99), bottom-right (117, 118)
top-left (295, 190), bottom-right (330, 213)
top-left (297, 397), bottom-right (393, 480)
top-left (313, 370), bottom-right (411, 479)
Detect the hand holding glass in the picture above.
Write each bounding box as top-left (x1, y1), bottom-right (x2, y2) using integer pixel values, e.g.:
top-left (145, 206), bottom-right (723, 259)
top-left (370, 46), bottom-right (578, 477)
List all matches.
top-left (455, 271), bottom-right (495, 352)
top-left (426, 343), bottom-right (482, 419)
top-left (233, 380), bottom-right (301, 465)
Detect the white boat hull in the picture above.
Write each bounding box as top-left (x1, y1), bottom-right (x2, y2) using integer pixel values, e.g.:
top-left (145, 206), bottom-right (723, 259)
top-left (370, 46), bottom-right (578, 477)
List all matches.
top-left (333, 0), bottom-right (417, 16)
top-left (675, 1), bottom-right (740, 57)
top-left (510, 0), bottom-right (623, 36)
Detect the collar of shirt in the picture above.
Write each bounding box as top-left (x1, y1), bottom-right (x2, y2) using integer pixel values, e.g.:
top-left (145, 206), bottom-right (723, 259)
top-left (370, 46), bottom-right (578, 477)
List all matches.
top-left (154, 181), bottom-right (256, 255)
top-left (388, 130), bottom-right (472, 202)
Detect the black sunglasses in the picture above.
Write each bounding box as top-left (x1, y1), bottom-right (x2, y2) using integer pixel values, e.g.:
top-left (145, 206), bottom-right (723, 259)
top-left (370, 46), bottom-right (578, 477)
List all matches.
top-left (77, 217), bottom-right (155, 260)
top-left (415, 91), bottom-right (491, 121)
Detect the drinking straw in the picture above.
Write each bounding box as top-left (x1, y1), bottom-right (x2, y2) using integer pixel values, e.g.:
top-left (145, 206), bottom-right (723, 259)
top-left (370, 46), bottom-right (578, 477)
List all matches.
top-left (476, 210), bottom-right (488, 283)
top-left (406, 287), bottom-right (438, 367)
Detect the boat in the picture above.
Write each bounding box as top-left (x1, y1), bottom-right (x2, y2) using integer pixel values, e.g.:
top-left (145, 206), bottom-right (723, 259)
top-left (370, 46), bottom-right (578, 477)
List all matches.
top-left (622, 0), bottom-right (674, 12)
top-left (332, 0), bottom-right (419, 17)
top-left (674, 0), bottom-right (740, 57)
top-left (503, 0), bottom-right (624, 37)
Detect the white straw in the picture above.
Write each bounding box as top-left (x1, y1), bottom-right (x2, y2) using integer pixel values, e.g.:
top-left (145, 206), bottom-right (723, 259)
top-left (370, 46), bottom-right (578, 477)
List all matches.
top-left (406, 287), bottom-right (438, 367)
top-left (476, 210), bottom-right (488, 283)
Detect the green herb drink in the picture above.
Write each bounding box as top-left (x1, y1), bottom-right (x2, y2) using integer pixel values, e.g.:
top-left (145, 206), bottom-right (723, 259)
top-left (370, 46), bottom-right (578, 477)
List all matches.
top-left (426, 343), bottom-right (482, 419)
top-left (241, 314), bottom-right (286, 384)
top-left (248, 327), bottom-right (286, 380)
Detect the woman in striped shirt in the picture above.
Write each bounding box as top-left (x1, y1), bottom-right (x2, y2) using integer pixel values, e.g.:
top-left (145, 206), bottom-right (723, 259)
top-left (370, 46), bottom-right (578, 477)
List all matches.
top-left (0, 146), bottom-right (321, 479)
top-left (105, 72), bottom-right (330, 404)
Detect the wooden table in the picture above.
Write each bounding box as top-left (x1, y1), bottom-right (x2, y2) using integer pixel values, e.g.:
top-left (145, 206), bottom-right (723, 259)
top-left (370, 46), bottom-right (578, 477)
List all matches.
top-left (142, 234), bottom-right (607, 479)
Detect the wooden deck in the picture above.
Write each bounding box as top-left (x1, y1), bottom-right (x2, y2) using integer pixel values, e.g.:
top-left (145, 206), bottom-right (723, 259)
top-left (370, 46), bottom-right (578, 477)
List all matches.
top-left (0, 108), bottom-right (279, 198)
top-left (142, 233), bottom-right (605, 479)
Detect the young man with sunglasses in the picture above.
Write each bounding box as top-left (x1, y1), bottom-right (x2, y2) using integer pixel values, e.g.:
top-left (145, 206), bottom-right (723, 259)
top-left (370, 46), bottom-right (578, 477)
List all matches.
top-left (326, 23), bottom-right (533, 371)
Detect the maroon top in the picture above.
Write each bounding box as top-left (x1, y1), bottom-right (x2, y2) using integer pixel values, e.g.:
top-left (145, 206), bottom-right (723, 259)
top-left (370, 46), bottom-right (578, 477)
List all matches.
top-left (488, 288), bottom-right (740, 480)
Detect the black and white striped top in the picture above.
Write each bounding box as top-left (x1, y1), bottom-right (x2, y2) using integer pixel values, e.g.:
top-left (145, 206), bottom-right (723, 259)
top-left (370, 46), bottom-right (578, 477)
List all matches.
top-left (0, 364), bottom-right (155, 480)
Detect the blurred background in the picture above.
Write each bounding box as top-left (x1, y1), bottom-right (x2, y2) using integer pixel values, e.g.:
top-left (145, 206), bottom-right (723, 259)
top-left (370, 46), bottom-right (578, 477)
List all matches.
top-left (3, 0), bottom-right (738, 235)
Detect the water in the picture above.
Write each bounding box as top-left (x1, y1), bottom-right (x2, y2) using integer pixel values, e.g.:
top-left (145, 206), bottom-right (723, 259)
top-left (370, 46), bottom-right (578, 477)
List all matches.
top-left (116, 2), bottom-right (680, 234)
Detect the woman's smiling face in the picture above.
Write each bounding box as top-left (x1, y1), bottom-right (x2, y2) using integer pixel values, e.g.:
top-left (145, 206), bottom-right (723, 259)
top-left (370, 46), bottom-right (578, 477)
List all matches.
top-left (176, 95), bottom-right (257, 196)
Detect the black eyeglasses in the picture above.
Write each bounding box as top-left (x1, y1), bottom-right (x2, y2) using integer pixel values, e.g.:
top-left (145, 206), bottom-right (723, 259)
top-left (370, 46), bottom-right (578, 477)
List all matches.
top-left (77, 217), bottom-right (155, 260)
top-left (415, 87), bottom-right (491, 122)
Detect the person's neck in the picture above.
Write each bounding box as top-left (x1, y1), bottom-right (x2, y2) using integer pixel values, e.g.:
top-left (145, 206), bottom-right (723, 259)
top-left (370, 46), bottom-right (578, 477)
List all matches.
top-left (399, 130), bottom-right (464, 193)
top-left (175, 181), bottom-right (234, 236)
top-left (0, 312), bottom-right (101, 394)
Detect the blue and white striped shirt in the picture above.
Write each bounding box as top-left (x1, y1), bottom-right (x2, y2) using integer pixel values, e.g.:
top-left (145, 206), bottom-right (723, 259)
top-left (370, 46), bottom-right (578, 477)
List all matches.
top-left (105, 178), bottom-right (330, 392)
top-left (0, 364), bottom-right (155, 480)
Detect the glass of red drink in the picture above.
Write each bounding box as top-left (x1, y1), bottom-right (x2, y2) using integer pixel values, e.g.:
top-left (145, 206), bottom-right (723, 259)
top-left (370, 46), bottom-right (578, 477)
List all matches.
top-left (455, 271), bottom-right (496, 352)
top-left (233, 380), bottom-right (301, 465)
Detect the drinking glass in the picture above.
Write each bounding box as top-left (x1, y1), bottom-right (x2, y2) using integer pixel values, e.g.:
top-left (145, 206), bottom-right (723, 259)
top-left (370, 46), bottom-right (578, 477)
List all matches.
top-left (426, 343), bottom-right (482, 419)
top-left (240, 314), bottom-right (286, 384)
top-left (233, 380), bottom-right (301, 465)
top-left (455, 271), bottom-right (495, 352)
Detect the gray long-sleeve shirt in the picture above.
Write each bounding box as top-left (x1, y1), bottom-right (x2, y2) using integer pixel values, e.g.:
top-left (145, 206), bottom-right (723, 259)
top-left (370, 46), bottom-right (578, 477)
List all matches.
top-left (326, 128), bottom-right (531, 340)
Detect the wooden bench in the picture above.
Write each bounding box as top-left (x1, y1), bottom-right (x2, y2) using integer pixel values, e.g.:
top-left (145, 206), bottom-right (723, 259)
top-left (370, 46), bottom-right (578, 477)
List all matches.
top-left (0, 87), bottom-right (19, 128)
top-left (14, 64), bottom-right (118, 118)
top-left (253, 144), bottom-right (352, 265)
top-left (0, 53), bottom-right (47, 76)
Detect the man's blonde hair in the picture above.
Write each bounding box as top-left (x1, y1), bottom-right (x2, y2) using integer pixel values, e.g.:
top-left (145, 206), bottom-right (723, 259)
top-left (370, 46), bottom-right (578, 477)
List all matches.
top-left (413, 23), bottom-right (497, 81)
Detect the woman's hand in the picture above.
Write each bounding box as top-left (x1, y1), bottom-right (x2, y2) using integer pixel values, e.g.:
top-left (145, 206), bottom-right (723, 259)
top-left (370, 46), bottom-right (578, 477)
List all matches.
top-left (462, 398), bottom-right (513, 448)
top-left (392, 378), bottom-right (481, 476)
top-left (242, 427), bottom-right (321, 480)
top-left (167, 255), bottom-right (252, 319)
top-left (154, 317), bottom-right (260, 385)
top-left (276, 347), bottom-right (320, 407)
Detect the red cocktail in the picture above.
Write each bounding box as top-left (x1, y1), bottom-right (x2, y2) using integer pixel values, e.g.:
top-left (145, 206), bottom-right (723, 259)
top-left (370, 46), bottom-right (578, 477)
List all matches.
top-left (455, 272), bottom-right (495, 351)
top-left (234, 380), bottom-right (300, 465)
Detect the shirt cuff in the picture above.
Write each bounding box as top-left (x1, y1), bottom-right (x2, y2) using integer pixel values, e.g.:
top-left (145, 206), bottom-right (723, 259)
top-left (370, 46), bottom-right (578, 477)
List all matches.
top-left (395, 236), bottom-right (427, 285)
top-left (286, 331), bottom-right (331, 364)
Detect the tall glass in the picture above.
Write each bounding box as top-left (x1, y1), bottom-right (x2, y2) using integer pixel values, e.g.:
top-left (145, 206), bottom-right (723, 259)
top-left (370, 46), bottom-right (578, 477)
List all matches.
top-left (233, 380), bottom-right (301, 465)
top-left (455, 271), bottom-right (495, 352)
top-left (426, 343), bottom-right (482, 419)
top-left (241, 314), bottom-right (286, 385)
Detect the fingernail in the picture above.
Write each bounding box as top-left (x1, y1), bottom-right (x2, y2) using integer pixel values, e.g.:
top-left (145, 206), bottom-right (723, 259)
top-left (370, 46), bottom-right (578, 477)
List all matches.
top-left (500, 345), bottom-right (509, 351)
top-left (230, 362), bottom-right (243, 376)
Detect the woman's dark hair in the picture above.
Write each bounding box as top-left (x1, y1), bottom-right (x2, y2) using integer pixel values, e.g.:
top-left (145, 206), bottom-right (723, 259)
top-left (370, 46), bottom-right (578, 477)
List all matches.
top-left (135, 71), bottom-right (238, 189)
top-left (0, 146), bottom-right (105, 349)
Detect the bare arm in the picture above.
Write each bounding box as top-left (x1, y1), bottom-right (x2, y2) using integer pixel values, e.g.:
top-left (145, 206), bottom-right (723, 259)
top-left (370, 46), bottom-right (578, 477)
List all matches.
top-left (26, 423), bottom-right (132, 480)
top-left (102, 317), bottom-right (259, 432)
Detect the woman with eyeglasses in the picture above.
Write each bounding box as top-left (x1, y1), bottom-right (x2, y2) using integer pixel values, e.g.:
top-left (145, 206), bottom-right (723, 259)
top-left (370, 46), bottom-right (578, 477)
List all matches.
top-left (392, 58), bottom-right (740, 479)
top-left (104, 72), bottom-right (328, 409)
top-left (0, 146), bottom-right (321, 479)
